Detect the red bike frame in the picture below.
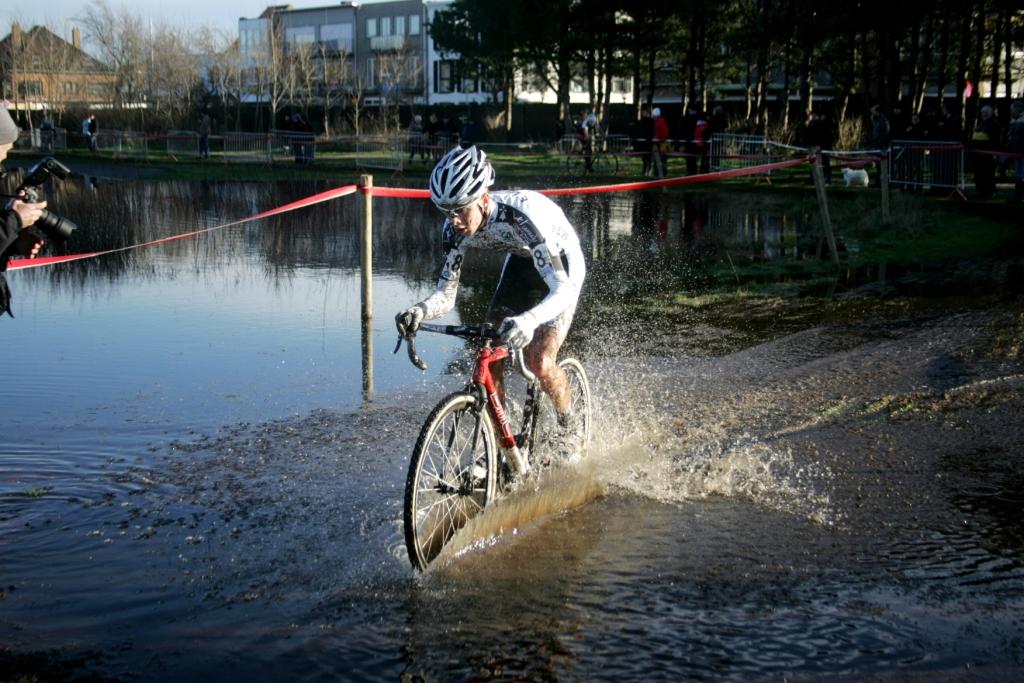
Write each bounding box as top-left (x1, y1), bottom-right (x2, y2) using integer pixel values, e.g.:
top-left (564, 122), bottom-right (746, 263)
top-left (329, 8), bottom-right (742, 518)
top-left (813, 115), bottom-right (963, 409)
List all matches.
top-left (472, 344), bottom-right (517, 449)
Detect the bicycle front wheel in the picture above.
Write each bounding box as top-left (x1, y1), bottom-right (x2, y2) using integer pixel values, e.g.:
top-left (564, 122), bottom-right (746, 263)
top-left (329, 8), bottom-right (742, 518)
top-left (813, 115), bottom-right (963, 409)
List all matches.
top-left (565, 153), bottom-right (586, 179)
top-left (404, 392), bottom-right (498, 571)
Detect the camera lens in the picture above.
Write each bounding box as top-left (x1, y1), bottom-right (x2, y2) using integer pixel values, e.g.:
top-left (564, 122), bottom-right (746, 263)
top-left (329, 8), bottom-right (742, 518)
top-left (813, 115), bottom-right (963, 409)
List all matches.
top-left (36, 210), bottom-right (77, 244)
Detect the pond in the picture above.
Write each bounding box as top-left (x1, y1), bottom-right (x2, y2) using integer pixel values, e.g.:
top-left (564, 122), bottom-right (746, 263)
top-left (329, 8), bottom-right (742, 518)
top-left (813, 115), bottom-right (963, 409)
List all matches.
top-left (2, 176), bottom-right (1022, 681)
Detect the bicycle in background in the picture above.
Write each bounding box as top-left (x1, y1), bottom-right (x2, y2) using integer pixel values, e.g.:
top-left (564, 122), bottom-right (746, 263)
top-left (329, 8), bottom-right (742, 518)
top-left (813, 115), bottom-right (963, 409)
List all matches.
top-left (560, 133), bottom-right (620, 179)
top-left (396, 322), bottom-right (592, 571)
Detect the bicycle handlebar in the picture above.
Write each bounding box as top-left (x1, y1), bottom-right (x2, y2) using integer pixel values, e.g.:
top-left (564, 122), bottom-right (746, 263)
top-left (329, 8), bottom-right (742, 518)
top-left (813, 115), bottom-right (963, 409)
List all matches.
top-left (394, 322), bottom-right (536, 383)
top-left (393, 322), bottom-right (499, 371)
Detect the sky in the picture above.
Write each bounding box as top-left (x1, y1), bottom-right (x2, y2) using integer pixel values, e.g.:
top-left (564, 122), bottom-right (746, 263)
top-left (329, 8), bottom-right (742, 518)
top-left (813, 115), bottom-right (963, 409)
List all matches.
top-left (2, 0), bottom-right (377, 39)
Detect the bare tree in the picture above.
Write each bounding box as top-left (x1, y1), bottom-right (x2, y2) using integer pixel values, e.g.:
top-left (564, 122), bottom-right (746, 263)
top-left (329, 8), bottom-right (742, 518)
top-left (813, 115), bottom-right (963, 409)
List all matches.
top-left (375, 45), bottom-right (422, 134)
top-left (78, 0), bottom-right (146, 108)
top-left (242, 18), bottom-right (288, 130)
top-left (285, 41), bottom-right (318, 122)
top-left (146, 23), bottom-right (199, 128)
top-left (319, 45), bottom-right (352, 137)
top-left (195, 27), bottom-right (241, 129)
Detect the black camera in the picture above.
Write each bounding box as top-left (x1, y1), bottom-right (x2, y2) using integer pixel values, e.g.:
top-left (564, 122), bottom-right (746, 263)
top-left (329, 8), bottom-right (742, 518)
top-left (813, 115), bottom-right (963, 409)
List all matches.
top-left (17, 157), bottom-right (78, 245)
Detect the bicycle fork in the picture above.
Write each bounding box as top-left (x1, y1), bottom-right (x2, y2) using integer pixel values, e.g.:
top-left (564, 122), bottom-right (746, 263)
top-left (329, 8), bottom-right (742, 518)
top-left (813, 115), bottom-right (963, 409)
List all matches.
top-left (482, 382), bottom-right (530, 478)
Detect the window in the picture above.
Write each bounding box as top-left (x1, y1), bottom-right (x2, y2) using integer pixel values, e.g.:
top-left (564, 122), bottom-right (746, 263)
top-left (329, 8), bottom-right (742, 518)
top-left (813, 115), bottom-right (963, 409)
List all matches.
top-left (382, 17), bottom-right (391, 36)
top-left (395, 16), bottom-right (405, 35)
top-left (239, 19), bottom-right (269, 61)
top-left (60, 81), bottom-right (80, 95)
top-left (409, 15), bottom-right (420, 35)
top-left (19, 79), bottom-right (43, 97)
top-left (434, 60), bottom-right (455, 93)
top-left (88, 83), bottom-right (106, 97)
top-left (285, 26), bottom-right (315, 45)
top-left (366, 57), bottom-right (376, 88)
top-left (320, 23), bottom-right (353, 53)
top-left (366, 18), bottom-right (377, 37)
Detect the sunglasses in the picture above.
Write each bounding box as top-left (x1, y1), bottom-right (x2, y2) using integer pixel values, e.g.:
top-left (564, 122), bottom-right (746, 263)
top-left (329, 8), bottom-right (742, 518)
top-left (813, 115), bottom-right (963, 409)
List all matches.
top-left (438, 202), bottom-right (478, 221)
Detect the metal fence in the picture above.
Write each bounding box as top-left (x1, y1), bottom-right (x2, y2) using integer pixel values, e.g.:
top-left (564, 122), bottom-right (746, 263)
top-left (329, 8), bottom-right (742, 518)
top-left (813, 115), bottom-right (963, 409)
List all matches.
top-left (15, 129), bottom-right (68, 153)
top-left (222, 132), bottom-right (272, 164)
top-left (355, 135), bottom-right (411, 172)
top-left (709, 133), bottom-right (775, 172)
top-left (888, 140), bottom-right (965, 191)
top-left (605, 134), bottom-right (630, 154)
top-left (270, 129), bottom-right (316, 164)
top-left (94, 130), bottom-right (149, 158)
top-left (166, 130), bottom-right (199, 158)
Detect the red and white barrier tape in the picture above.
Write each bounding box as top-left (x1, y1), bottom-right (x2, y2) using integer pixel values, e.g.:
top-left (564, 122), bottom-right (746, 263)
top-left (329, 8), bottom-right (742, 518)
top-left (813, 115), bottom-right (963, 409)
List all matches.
top-left (539, 156), bottom-right (810, 195)
top-left (8, 183), bottom-right (359, 271)
top-left (969, 148), bottom-right (1024, 159)
top-left (8, 155), bottom-right (812, 271)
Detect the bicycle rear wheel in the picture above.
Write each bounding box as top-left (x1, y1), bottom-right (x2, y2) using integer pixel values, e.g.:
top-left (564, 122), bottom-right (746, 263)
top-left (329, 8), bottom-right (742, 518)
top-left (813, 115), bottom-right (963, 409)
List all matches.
top-left (404, 392), bottom-right (498, 571)
top-left (559, 358), bottom-right (592, 453)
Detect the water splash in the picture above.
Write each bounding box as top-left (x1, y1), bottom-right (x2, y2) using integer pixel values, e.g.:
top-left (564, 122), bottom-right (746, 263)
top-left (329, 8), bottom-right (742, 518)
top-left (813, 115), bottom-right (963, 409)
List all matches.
top-left (427, 459), bottom-right (605, 570)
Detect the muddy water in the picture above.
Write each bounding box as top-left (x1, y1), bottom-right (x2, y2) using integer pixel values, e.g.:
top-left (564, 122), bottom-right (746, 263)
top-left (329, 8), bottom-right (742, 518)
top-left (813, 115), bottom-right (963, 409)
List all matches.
top-left (2, 179), bottom-right (1023, 680)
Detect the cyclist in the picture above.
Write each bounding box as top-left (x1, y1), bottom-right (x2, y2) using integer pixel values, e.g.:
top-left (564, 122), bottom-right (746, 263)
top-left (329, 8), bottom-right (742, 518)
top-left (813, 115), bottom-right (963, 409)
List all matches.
top-left (580, 109), bottom-right (600, 172)
top-left (397, 145), bottom-right (586, 440)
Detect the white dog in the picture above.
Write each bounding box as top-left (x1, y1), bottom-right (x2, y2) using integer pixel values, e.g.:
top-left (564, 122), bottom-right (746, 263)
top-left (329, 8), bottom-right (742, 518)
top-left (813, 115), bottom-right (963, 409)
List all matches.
top-left (842, 167), bottom-right (870, 187)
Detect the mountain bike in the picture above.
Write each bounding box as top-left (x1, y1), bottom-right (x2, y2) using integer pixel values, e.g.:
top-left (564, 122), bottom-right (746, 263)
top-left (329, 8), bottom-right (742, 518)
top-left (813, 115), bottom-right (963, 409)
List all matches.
top-left (563, 135), bottom-right (619, 179)
top-left (395, 322), bottom-right (592, 571)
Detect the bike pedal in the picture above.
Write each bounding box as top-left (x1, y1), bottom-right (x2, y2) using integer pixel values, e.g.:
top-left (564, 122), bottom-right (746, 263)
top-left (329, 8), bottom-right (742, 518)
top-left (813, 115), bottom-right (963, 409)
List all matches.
top-left (514, 433), bottom-right (527, 448)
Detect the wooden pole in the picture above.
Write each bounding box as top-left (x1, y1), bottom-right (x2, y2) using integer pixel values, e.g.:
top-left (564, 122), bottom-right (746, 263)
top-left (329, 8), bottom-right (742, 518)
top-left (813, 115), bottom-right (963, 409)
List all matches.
top-left (810, 149), bottom-right (840, 266)
top-left (879, 153), bottom-right (892, 226)
top-left (360, 174), bottom-right (374, 402)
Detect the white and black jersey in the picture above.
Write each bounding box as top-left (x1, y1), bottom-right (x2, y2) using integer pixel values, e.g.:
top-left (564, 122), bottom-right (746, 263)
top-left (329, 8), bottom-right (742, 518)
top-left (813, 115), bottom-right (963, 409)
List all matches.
top-left (417, 190), bottom-right (586, 330)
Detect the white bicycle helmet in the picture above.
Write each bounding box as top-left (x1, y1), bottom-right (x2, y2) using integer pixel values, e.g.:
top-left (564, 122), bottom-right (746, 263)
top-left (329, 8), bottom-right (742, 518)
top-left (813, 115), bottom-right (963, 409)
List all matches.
top-left (429, 145), bottom-right (495, 211)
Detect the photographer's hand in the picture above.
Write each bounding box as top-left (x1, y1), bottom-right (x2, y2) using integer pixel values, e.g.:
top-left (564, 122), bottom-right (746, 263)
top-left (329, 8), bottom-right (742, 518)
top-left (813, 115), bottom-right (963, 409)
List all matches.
top-left (9, 198), bottom-right (47, 229)
top-left (12, 229), bottom-right (44, 258)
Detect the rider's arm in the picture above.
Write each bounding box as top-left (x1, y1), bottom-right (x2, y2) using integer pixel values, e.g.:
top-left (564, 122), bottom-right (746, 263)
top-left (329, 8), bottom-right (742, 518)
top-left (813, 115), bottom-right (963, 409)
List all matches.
top-left (415, 223), bottom-right (464, 319)
top-left (502, 196), bottom-right (586, 330)
top-left (519, 241), bottom-right (582, 328)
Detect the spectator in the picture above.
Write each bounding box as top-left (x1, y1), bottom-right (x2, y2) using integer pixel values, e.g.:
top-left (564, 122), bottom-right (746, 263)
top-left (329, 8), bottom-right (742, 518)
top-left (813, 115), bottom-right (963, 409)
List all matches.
top-left (459, 115), bottom-right (475, 146)
top-left (82, 112), bottom-right (97, 151)
top-left (288, 113), bottom-right (313, 163)
top-left (927, 103), bottom-right (962, 189)
top-left (868, 105), bottom-right (890, 149)
top-left (971, 104), bottom-right (1001, 199)
top-left (651, 107), bottom-right (670, 178)
top-left (39, 111), bottom-right (55, 153)
top-left (804, 111), bottom-right (834, 184)
top-left (1006, 99), bottom-right (1024, 203)
top-left (425, 113), bottom-right (441, 160)
top-left (198, 113), bottom-right (211, 160)
top-left (407, 114), bottom-right (425, 163)
top-left (901, 111), bottom-right (928, 190)
top-left (701, 105), bottom-right (727, 174)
